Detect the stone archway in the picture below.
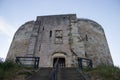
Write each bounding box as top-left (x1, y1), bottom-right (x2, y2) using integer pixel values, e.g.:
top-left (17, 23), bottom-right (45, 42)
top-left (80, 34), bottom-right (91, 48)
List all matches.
top-left (52, 52), bottom-right (67, 68)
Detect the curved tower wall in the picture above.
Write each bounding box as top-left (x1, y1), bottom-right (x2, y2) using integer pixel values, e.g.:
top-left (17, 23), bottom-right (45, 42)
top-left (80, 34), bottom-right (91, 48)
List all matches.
top-left (6, 21), bottom-right (34, 60)
top-left (77, 19), bottom-right (113, 66)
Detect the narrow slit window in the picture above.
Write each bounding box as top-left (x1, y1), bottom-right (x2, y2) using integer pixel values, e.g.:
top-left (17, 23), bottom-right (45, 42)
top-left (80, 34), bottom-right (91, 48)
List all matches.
top-left (86, 35), bottom-right (88, 41)
top-left (85, 52), bottom-right (87, 58)
top-left (39, 45), bottom-right (41, 51)
top-left (50, 30), bottom-right (52, 37)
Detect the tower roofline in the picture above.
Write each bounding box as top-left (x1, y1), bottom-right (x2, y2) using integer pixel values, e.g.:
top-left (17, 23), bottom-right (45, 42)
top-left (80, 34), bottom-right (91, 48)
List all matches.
top-left (37, 14), bottom-right (76, 17)
top-left (36, 14), bottom-right (76, 21)
top-left (78, 18), bottom-right (104, 32)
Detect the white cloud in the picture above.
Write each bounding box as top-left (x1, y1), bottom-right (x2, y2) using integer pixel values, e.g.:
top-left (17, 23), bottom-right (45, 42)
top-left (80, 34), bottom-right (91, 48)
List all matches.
top-left (0, 17), bottom-right (16, 38)
top-left (0, 17), bottom-right (17, 59)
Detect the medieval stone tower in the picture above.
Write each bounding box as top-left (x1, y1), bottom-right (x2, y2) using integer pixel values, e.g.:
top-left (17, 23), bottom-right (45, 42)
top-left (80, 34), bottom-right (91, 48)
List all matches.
top-left (6, 14), bottom-right (113, 67)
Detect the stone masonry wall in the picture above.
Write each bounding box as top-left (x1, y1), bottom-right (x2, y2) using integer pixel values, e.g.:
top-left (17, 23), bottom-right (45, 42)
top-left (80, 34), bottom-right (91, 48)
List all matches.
top-left (6, 14), bottom-right (113, 67)
top-left (6, 21), bottom-right (34, 60)
top-left (77, 19), bottom-right (113, 67)
top-left (35, 14), bottom-right (76, 67)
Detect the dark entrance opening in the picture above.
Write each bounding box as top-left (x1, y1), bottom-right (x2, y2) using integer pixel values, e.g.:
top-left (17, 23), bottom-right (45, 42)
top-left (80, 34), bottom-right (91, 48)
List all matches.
top-left (53, 57), bottom-right (65, 68)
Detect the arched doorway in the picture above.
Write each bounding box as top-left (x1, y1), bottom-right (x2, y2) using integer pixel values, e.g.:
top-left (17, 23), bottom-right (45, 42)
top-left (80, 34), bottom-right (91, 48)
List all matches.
top-left (52, 52), bottom-right (67, 68)
top-left (53, 57), bottom-right (65, 68)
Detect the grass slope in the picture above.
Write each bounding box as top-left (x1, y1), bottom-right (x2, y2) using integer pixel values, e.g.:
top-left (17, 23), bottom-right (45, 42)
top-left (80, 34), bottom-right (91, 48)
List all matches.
top-left (1, 61), bottom-right (120, 80)
top-left (0, 61), bottom-right (33, 80)
top-left (83, 65), bottom-right (120, 80)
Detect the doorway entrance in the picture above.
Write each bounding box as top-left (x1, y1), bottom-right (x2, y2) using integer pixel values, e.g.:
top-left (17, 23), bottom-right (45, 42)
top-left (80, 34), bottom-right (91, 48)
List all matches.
top-left (53, 57), bottom-right (65, 68)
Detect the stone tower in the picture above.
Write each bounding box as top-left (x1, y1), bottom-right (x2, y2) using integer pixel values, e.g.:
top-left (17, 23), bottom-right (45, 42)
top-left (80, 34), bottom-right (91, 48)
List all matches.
top-left (6, 14), bottom-right (113, 67)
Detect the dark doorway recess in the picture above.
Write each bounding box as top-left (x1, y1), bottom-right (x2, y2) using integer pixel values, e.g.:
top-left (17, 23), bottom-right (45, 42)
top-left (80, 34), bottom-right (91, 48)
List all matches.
top-left (53, 57), bottom-right (65, 68)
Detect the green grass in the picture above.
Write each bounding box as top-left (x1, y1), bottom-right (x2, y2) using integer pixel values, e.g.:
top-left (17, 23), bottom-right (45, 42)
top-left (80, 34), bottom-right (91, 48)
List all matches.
top-left (1, 61), bottom-right (119, 80)
top-left (0, 61), bottom-right (33, 80)
top-left (83, 65), bottom-right (120, 80)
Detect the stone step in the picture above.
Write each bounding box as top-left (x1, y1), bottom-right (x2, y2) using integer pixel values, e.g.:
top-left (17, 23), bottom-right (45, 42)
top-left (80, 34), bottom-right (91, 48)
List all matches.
top-left (59, 68), bottom-right (86, 80)
top-left (27, 67), bottom-right (86, 80)
top-left (27, 68), bottom-right (52, 80)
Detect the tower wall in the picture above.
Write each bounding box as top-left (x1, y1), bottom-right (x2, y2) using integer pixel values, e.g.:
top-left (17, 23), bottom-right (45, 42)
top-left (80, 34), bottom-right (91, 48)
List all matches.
top-left (35, 14), bottom-right (76, 67)
top-left (77, 19), bottom-right (113, 66)
top-left (6, 21), bottom-right (34, 60)
top-left (6, 14), bottom-right (113, 67)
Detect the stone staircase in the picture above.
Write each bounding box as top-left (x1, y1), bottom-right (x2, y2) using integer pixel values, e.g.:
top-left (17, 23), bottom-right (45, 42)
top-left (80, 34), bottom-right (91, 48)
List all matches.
top-left (59, 68), bottom-right (86, 80)
top-left (27, 67), bottom-right (87, 80)
top-left (27, 68), bottom-right (52, 80)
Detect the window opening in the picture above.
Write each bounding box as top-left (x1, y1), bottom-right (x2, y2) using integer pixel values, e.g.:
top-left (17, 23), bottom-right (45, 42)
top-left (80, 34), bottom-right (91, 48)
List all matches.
top-left (55, 30), bottom-right (63, 44)
top-left (50, 30), bottom-right (52, 37)
top-left (86, 35), bottom-right (88, 41)
top-left (63, 17), bottom-right (66, 19)
top-left (85, 52), bottom-right (87, 58)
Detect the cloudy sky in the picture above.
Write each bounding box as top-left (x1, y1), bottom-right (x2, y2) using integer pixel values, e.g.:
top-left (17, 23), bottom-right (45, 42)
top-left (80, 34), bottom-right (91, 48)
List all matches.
top-left (0, 0), bottom-right (120, 66)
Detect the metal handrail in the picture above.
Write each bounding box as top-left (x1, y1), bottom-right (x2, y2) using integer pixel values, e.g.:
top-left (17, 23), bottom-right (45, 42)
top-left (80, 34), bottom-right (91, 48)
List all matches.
top-left (49, 58), bottom-right (59, 80)
top-left (76, 67), bottom-right (89, 80)
top-left (76, 57), bottom-right (93, 80)
top-left (15, 56), bottom-right (40, 69)
top-left (78, 58), bottom-right (92, 69)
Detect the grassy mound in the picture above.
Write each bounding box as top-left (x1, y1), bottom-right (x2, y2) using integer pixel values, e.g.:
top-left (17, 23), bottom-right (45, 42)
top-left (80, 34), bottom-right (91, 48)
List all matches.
top-left (0, 61), bottom-right (33, 80)
top-left (83, 65), bottom-right (120, 80)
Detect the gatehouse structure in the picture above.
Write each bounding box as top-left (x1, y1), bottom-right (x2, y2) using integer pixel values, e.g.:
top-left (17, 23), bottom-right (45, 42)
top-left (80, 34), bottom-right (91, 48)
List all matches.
top-left (6, 14), bottom-right (113, 67)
